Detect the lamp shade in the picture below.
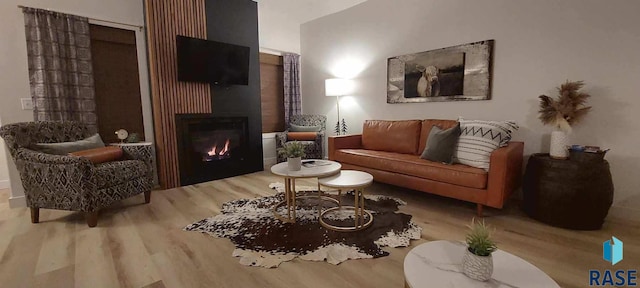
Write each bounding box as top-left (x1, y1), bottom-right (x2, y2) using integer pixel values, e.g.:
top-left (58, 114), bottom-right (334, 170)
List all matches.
top-left (325, 78), bottom-right (353, 96)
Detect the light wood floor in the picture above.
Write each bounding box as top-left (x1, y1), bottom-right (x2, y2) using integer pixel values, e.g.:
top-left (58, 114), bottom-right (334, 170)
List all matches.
top-left (0, 171), bottom-right (638, 288)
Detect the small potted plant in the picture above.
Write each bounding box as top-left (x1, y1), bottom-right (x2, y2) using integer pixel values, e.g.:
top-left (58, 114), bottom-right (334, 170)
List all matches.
top-left (462, 218), bottom-right (497, 281)
top-left (126, 132), bottom-right (140, 143)
top-left (278, 141), bottom-right (306, 171)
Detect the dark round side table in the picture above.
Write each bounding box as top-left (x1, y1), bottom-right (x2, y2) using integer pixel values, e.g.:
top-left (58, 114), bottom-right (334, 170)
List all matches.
top-left (522, 153), bottom-right (614, 230)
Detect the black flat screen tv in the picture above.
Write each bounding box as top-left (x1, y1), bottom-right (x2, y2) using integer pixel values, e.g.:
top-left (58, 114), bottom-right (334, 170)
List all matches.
top-left (176, 35), bottom-right (250, 85)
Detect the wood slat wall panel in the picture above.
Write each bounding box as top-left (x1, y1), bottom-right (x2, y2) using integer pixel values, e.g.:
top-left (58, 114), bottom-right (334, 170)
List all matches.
top-left (144, 0), bottom-right (211, 188)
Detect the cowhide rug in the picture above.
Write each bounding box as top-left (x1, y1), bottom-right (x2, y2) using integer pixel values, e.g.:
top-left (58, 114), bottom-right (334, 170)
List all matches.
top-left (184, 183), bottom-right (422, 268)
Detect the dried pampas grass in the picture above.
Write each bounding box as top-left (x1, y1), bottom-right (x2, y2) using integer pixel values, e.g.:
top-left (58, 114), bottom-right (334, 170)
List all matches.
top-left (538, 80), bottom-right (592, 133)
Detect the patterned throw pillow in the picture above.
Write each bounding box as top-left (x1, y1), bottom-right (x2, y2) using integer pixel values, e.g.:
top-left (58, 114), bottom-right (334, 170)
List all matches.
top-left (453, 118), bottom-right (518, 170)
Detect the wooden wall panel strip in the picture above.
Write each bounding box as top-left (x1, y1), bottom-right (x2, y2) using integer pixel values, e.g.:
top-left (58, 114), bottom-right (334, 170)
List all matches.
top-left (145, 0), bottom-right (212, 188)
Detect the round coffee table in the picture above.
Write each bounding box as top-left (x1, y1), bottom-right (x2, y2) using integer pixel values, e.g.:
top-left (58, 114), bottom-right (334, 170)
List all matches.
top-left (270, 160), bottom-right (341, 223)
top-left (404, 240), bottom-right (559, 288)
top-left (318, 170), bottom-right (374, 231)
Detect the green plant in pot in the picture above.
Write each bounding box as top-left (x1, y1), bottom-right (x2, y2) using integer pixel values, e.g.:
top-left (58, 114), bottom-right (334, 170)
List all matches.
top-left (462, 218), bottom-right (497, 281)
top-left (278, 141), bottom-right (306, 171)
top-left (125, 132), bottom-right (140, 143)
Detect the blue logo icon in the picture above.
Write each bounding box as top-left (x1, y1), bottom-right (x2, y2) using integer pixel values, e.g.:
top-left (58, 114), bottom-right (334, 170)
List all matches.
top-left (589, 237), bottom-right (635, 286)
top-left (603, 236), bottom-right (623, 265)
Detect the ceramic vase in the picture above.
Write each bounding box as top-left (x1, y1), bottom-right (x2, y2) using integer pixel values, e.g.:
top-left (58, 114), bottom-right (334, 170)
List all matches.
top-left (550, 130), bottom-right (569, 159)
top-left (462, 248), bottom-right (493, 281)
top-left (287, 157), bottom-right (302, 171)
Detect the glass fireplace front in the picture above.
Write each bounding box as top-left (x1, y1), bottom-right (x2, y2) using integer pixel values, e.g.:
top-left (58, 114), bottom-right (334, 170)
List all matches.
top-left (176, 114), bottom-right (250, 185)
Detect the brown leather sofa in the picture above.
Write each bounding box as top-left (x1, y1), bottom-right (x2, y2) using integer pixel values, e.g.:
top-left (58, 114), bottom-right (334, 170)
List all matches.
top-left (328, 119), bottom-right (524, 215)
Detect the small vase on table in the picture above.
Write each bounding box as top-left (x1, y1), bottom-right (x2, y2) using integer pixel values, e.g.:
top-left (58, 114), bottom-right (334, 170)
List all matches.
top-left (287, 157), bottom-right (302, 171)
top-left (462, 218), bottom-right (497, 282)
top-left (537, 80), bottom-right (592, 160)
top-left (277, 141), bottom-right (306, 171)
top-left (549, 129), bottom-right (569, 159)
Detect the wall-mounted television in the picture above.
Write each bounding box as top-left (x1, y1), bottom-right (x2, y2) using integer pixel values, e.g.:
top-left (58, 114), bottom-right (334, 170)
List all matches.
top-left (176, 35), bottom-right (250, 86)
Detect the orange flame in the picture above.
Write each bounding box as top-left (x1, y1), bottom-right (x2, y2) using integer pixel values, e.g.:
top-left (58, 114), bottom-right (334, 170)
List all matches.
top-left (207, 144), bottom-right (217, 156)
top-left (206, 139), bottom-right (231, 157)
top-left (219, 139), bottom-right (230, 155)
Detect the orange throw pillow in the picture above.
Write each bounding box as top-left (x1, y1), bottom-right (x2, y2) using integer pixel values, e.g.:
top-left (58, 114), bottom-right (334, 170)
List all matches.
top-left (69, 146), bottom-right (124, 164)
top-left (287, 132), bottom-right (317, 141)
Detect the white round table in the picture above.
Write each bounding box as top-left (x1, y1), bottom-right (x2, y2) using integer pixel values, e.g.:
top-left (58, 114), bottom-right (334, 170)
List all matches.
top-left (270, 160), bottom-right (341, 223)
top-left (318, 170), bottom-right (374, 231)
top-left (404, 240), bottom-right (559, 288)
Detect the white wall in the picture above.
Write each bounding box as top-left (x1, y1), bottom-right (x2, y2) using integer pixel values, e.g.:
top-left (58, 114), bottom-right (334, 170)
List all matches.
top-left (257, 0), bottom-right (367, 53)
top-left (301, 0), bottom-right (640, 211)
top-left (0, 118), bottom-right (9, 189)
top-left (0, 0), bottom-right (151, 206)
top-left (0, 148), bottom-right (8, 189)
top-left (257, 0), bottom-right (301, 53)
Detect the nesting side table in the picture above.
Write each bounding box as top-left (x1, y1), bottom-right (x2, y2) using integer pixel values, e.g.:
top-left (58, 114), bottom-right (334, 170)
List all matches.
top-left (318, 170), bottom-right (374, 231)
top-left (270, 160), bottom-right (341, 223)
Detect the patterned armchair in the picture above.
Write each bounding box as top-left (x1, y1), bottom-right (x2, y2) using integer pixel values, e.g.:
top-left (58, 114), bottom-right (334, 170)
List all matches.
top-left (276, 115), bottom-right (326, 163)
top-left (0, 121), bottom-right (154, 227)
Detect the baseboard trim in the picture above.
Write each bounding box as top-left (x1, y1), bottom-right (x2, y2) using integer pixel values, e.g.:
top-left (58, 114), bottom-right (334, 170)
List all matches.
top-left (9, 195), bottom-right (26, 208)
top-left (0, 180), bottom-right (9, 189)
top-left (262, 132), bottom-right (276, 139)
top-left (263, 157), bottom-right (277, 170)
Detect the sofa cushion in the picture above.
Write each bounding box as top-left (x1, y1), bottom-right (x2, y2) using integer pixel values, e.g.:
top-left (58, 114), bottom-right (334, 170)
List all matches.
top-left (418, 119), bottom-right (459, 154)
top-left (458, 118), bottom-right (518, 147)
top-left (334, 149), bottom-right (487, 189)
top-left (362, 120), bottom-right (422, 155)
top-left (94, 160), bottom-right (147, 188)
top-left (420, 123), bottom-right (461, 164)
top-left (454, 118), bottom-right (519, 170)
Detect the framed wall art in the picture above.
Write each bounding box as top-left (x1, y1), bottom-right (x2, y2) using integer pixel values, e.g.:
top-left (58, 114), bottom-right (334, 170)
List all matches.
top-left (387, 40), bottom-right (494, 103)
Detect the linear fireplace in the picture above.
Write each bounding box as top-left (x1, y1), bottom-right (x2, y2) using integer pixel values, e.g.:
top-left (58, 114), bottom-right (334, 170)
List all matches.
top-left (176, 114), bottom-right (253, 185)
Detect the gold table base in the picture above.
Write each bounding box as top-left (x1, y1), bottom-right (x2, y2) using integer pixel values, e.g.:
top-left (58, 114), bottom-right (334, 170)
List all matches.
top-left (319, 187), bottom-right (373, 232)
top-left (272, 177), bottom-right (339, 223)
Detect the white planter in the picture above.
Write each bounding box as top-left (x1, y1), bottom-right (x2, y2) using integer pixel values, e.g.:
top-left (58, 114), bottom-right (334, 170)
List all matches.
top-left (462, 248), bottom-right (493, 281)
top-left (287, 157), bottom-right (302, 171)
top-left (550, 130), bottom-right (569, 159)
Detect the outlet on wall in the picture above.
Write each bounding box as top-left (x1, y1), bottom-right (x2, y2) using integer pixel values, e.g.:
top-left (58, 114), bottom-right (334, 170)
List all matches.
top-left (20, 98), bottom-right (33, 110)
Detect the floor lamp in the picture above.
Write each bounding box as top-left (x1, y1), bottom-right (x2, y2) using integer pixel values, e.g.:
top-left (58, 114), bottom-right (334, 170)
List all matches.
top-left (325, 78), bottom-right (352, 135)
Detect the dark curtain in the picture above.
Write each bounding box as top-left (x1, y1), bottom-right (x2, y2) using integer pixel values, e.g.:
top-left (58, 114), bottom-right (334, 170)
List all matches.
top-left (282, 53), bottom-right (301, 125)
top-left (22, 7), bottom-right (97, 133)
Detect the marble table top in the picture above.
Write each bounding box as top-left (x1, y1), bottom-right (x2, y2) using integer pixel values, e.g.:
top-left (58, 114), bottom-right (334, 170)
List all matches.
top-left (318, 170), bottom-right (373, 189)
top-left (404, 240), bottom-right (559, 288)
top-left (270, 159), bottom-right (341, 178)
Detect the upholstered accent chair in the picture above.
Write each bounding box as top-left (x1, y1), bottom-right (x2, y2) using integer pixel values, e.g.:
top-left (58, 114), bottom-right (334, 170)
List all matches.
top-left (276, 115), bottom-right (326, 163)
top-left (0, 121), bottom-right (154, 227)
